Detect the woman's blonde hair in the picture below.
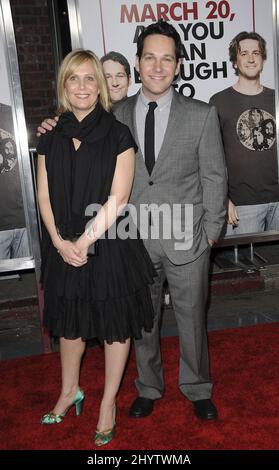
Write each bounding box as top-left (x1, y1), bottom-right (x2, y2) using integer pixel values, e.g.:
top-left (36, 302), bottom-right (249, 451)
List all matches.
top-left (57, 48), bottom-right (111, 113)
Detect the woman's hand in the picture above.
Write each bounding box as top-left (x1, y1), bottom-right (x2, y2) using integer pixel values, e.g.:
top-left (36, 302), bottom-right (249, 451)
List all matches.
top-left (56, 240), bottom-right (88, 267)
top-left (73, 236), bottom-right (91, 260)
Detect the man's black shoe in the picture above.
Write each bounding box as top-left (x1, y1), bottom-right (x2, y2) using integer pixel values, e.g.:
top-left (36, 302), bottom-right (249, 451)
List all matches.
top-left (129, 397), bottom-right (154, 418)
top-left (193, 399), bottom-right (218, 420)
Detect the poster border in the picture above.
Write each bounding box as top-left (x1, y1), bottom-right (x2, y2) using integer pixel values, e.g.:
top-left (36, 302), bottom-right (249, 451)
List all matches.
top-left (0, 0), bottom-right (41, 272)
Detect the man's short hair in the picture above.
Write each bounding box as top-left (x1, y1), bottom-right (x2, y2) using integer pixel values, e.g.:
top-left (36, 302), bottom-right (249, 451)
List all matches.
top-left (136, 20), bottom-right (182, 62)
top-left (100, 51), bottom-right (131, 77)
top-left (229, 31), bottom-right (267, 75)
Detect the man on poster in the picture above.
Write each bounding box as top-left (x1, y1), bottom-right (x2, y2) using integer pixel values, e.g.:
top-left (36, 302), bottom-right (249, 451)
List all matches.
top-left (0, 102), bottom-right (29, 259)
top-left (210, 31), bottom-right (279, 235)
top-left (101, 51), bottom-right (131, 104)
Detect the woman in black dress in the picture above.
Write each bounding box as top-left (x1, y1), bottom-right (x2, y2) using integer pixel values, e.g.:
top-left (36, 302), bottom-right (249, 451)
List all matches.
top-left (37, 49), bottom-right (154, 446)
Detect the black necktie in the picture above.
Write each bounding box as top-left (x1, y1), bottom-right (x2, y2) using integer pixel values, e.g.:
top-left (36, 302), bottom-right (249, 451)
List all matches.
top-left (144, 101), bottom-right (157, 175)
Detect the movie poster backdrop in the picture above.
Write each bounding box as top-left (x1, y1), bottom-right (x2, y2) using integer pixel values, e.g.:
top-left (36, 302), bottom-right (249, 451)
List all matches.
top-left (68, 0), bottom-right (279, 239)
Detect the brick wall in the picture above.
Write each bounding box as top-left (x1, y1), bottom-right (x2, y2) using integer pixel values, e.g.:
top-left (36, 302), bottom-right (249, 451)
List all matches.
top-left (10, 0), bottom-right (56, 148)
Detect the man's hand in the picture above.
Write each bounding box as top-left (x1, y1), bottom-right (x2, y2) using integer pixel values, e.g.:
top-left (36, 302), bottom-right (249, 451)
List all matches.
top-left (208, 239), bottom-right (215, 247)
top-left (36, 116), bottom-right (59, 137)
top-left (227, 199), bottom-right (239, 225)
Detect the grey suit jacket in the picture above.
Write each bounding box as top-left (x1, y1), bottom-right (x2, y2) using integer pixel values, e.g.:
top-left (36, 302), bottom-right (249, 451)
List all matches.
top-left (114, 90), bottom-right (227, 265)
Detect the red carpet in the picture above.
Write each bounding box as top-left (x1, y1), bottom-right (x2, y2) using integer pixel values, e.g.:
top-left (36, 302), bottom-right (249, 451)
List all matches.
top-left (0, 323), bottom-right (278, 450)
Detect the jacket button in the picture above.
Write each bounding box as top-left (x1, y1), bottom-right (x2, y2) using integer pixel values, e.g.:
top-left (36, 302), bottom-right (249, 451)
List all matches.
top-left (149, 181), bottom-right (154, 186)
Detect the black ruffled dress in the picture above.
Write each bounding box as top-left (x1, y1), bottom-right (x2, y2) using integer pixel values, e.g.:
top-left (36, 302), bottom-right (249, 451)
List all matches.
top-left (37, 104), bottom-right (155, 342)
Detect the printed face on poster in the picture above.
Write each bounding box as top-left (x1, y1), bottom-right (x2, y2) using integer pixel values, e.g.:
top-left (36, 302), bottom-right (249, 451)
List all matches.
top-left (72, 0), bottom-right (279, 238)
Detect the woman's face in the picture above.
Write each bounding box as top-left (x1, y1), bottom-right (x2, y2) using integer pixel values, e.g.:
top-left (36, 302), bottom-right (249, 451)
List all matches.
top-left (65, 59), bottom-right (100, 120)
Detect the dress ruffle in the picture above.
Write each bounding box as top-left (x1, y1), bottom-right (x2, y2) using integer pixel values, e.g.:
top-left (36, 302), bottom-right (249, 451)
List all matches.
top-left (42, 238), bottom-right (155, 342)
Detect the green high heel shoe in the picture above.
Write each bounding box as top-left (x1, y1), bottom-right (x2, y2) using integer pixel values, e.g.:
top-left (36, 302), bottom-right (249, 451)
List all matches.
top-left (41, 388), bottom-right (85, 425)
top-left (94, 403), bottom-right (116, 447)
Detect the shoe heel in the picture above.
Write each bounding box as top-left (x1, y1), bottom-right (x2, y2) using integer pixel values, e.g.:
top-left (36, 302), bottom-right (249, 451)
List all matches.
top-left (74, 389), bottom-right (85, 416)
top-left (75, 396), bottom-right (85, 416)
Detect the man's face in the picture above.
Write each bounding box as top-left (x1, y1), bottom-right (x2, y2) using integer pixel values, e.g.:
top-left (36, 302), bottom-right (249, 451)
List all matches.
top-left (5, 141), bottom-right (13, 155)
top-left (103, 60), bottom-right (130, 103)
top-left (250, 108), bottom-right (262, 125)
top-left (266, 121), bottom-right (274, 135)
top-left (235, 39), bottom-right (264, 80)
top-left (135, 34), bottom-right (180, 101)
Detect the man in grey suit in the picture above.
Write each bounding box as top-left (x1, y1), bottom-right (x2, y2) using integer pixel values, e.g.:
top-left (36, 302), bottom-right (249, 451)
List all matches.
top-left (115, 21), bottom-right (227, 420)
top-left (37, 21), bottom-right (227, 421)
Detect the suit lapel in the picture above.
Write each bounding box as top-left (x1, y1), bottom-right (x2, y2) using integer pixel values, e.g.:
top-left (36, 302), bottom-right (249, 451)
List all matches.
top-left (151, 91), bottom-right (180, 177)
top-left (125, 94), bottom-right (138, 144)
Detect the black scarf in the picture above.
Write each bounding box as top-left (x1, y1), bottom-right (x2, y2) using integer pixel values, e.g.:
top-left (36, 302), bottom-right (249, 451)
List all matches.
top-left (45, 102), bottom-right (115, 236)
top-left (56, 102), bottom-right (113, 143)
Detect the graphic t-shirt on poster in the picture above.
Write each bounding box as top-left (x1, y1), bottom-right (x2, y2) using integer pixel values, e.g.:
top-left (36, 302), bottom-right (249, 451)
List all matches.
top-left (0, 103), bottom-right (25, 230)
top-left (210, 87), bottom-right (279, 206)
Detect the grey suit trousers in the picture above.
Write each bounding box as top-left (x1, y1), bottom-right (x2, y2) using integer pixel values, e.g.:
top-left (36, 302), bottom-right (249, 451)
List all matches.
top-left (134, 238), bottom-right (212, 402)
